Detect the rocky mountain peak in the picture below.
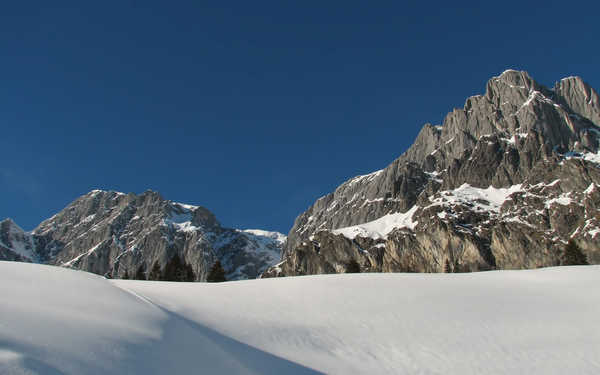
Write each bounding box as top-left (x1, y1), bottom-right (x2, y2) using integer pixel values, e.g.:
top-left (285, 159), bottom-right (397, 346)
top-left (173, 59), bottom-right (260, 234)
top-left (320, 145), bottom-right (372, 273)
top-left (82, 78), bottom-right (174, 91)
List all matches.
top-left (0, 217), bottom-right (36, 262)
top-left (1, 218), bottom-right (28, 238)
top-left (554, 76), bottom-right (600, 126)
top-left (267, 71), bottom-right (600, 278)
top-left (190, 206), bottom-right (220, 229)
top-left (411, 70), bottom-right (600, 172)
top-left (1, 217), bottom-right (18, 227)
top-left (4, 189), bottom-right (285, 280)
top-left (487, 70), bottom-right (543, 96)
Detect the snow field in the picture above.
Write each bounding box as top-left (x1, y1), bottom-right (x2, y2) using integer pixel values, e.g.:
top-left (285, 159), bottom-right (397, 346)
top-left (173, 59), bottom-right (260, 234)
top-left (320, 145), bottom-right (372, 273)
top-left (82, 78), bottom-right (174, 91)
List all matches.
top-left (1, 261), bottom-right (600, 374)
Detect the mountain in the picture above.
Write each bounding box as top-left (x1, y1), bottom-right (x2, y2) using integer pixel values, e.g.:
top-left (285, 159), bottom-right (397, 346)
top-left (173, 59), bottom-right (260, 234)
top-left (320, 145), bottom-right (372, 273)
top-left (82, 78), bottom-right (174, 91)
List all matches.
top-left (0, 218), bottom-right (38, 262)
top-left (264, 70), bottom-right (600, 277)
top-left (1, 190), bottom-right (285, 280)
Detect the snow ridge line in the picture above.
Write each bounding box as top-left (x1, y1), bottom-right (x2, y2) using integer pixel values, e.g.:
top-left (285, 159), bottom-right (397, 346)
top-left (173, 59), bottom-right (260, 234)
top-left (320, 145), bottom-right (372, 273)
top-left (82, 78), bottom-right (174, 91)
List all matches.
top-left (111, 281), bottom-right (160, 308)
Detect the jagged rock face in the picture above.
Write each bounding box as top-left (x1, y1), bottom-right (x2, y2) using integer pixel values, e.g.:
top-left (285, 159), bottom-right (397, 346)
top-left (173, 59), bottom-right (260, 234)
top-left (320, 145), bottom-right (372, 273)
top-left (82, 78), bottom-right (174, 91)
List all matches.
top-left (3, 190), bottom-right (285, 280)
top-left (266, 70), bottom-right (600, 278)
top-left (0, 219), bottom-right (37, 262)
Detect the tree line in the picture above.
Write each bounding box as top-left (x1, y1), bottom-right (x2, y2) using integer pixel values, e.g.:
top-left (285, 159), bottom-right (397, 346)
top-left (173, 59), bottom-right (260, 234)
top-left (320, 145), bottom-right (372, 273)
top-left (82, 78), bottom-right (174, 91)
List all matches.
top-left (121, 255), bottom-right (227, 282)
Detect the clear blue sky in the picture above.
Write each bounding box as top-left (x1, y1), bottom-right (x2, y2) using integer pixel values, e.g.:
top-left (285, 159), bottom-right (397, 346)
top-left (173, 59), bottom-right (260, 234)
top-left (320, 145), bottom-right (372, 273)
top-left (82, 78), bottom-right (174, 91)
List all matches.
top-left (2, 1), bottom-right (599, 234)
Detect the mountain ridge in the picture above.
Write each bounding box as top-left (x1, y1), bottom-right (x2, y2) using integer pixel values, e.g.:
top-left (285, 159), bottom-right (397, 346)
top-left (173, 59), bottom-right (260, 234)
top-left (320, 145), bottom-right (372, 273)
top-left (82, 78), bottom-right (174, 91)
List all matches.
top-left (264, 70), bottom-right (600, 277)
top-left (3, 70), bottom-right (599, 279)
top-left (1, 189), bottom-right (285, 280)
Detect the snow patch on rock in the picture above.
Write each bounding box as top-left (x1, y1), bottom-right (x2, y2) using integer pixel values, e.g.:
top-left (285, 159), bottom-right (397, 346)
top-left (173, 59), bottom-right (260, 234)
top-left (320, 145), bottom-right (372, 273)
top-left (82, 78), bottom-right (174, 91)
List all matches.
top-left (332, 205), bottom-right (419, 240)
top-left (0, 219), bottom-right (37, 261)
top-left (428, 184), bottom-right (523, 213)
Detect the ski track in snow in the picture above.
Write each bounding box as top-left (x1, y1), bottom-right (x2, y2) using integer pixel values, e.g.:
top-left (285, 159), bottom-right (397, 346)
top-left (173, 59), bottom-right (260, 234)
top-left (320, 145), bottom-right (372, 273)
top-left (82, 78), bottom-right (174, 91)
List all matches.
top-left (2, 261), bottom-right (600, 374)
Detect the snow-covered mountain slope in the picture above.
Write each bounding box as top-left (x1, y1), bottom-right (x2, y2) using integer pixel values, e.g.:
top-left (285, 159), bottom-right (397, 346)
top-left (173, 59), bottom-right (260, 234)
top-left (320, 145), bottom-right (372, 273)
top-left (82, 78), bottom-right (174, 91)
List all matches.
top-left (216, 229), bottom-right (286, 280)
top-left (1, 190), bottom-right (285, 280)
top-left (0, 219), bottom-right (37, 262)
top-left (267, 70), bottom-right (600, 277)
top-left (2, 261), bottom-right (599, 375)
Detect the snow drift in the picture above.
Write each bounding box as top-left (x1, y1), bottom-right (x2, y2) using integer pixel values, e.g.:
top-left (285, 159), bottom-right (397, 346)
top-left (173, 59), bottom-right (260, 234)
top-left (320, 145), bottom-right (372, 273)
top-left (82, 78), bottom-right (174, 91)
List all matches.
top-left (1, 261), bottom-right (599, 374)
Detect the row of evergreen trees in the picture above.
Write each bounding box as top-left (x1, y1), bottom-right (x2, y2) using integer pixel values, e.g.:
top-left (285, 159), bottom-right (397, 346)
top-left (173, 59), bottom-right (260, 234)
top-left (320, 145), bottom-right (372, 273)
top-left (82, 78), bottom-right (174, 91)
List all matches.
top-left (121, 255), bottom-right (227, 282)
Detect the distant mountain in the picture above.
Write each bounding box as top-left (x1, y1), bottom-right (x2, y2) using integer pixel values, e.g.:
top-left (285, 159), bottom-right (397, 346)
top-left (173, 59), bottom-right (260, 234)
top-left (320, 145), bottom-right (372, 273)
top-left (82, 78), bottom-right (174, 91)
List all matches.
top-left (1, 190), bottom-right (285, 280)
top-left (0, 218), bottom-right (38, 262)
top-left (264, 70), bottom-right (600, 277)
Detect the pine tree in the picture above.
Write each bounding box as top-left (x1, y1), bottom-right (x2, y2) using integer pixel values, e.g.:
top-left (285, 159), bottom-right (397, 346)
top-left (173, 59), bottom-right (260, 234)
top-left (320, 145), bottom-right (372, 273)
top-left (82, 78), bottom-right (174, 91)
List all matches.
top-left (345, 259), bottom-right (361, 273)
top-left (184, 262), bottom-right (196, 282)
top-left (134, 264), bottom-right (146, 280)
top-left (148, 261), bottom-right (162, 281)
top-left (206, 260), bottom-right (227, 282)
top-left (444, 259), bottom-right (452, 273)
top-left (122, 270), bottom-right (130, 280)
top-left (161, 254), bottom-right (196, 282)
top-left (453, 260), bottom-right (461, 273)
top-left (162, 254), bottom-right (184, 281)
top-left (562, 240), bottom-right (589, 266)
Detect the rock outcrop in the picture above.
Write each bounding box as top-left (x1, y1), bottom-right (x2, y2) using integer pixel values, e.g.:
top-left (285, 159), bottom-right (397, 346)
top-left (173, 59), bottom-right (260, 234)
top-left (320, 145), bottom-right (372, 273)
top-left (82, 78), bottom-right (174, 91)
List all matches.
top-left (2, 190), bottom-right (285, 280)
top-left (0, 218), bottom-right (38, 262)
top-left (264, 70), bottom-right (600, 277)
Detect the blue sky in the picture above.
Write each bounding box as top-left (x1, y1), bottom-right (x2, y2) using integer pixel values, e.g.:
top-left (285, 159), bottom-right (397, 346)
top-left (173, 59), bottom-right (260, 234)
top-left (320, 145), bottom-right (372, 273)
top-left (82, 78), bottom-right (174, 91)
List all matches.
top-left (2, 1), bottom-right (599, 234)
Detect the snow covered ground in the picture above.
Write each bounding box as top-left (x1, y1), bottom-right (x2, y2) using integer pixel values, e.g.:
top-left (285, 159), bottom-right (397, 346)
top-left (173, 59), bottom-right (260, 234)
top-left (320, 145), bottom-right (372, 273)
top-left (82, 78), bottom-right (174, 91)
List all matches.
top-left (1, 261), bottom-right (599, 374)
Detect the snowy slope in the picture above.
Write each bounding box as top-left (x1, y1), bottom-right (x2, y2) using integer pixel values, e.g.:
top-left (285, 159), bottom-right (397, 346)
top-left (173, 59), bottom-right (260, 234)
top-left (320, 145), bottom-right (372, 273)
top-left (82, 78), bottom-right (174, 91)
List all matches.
top-left (0, 262), bottom-right (315, 375)
top-left (0, 219), bottom-right (37, 261)
top-left (2, 261), bottom-right (600, 374)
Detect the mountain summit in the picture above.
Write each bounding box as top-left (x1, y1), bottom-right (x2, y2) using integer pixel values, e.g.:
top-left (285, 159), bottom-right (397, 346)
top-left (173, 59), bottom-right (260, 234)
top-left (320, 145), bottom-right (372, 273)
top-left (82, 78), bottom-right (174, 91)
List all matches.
top-left (264, 70), bottom-right (600, 277)
top-left (1, 190), bottom-right (285, 280)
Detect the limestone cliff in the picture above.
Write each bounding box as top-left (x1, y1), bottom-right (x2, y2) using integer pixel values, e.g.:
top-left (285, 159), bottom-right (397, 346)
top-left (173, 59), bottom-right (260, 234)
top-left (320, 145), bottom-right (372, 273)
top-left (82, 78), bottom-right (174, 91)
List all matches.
top-left (1, 190), bottom-right (285, 280)
top-left (265, 70), bottom-right (600, 277)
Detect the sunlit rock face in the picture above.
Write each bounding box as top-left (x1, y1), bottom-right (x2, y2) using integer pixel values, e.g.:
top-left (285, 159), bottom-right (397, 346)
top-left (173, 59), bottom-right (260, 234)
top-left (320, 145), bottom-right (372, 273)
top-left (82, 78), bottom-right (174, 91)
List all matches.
top-left (265, 71), bottom-right (600, 277)
top-left (2, 190), bottom-right (285, 281)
